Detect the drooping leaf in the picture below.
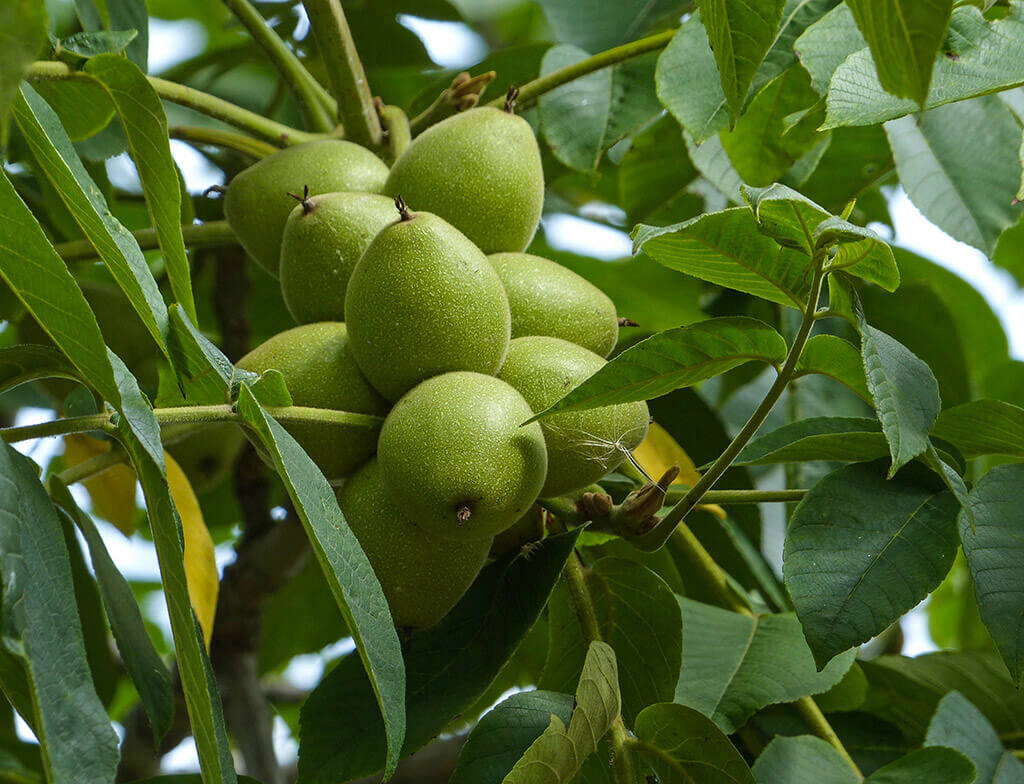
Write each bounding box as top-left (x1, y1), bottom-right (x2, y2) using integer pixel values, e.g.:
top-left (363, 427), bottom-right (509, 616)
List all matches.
top-left (0, 344), bottom-right (81, 395)
top-left (753, 735), bottom-right (860, 784)
top-left (864, 747), bottom-right (975, 784)
top-left (106, 0), bottom-right (149, 69)
top-left (48, 477), bottom-right (174, 745)
top-left (674, 598), bottom-right (856, 733)
top-left (84, 54), bottom-right (197, 325)
top-left (634, 208), bottom-right (812, 307)
top-left (12, 83), bottom-right (170, 359)
top-left (632, 702), bottom-right (756, 784)
top-left (0, 442), bottom-right (120, 784)
top-left (793, 334), bottom-right (871, 402)
top-left (697, 0), bottom-right (787, 120)
top-left (845, 0), bottom-right (953, 107)
top-left (932, 399), bottom-right (1024, 459)
top-left (884, 97), bottom-right (1023, 255)
top-left (527, 317), bottom-right (787, 419)
top-left (0, 0), bottom-right (46, 126)
top-left (784, 461), bottom-right (960, 667)
top-left (62, 434), bottom-right (138, 535)
top-left (959, 464), bottom-right (1024, 687)
top-left (297, 530), bottom-right (580, 783)
top-left (926, 691), bottom-right (1024, 784)
top-left (235, 385), bottom-right (405, 779)
top-left (541, 558), bottom-right (682, 724)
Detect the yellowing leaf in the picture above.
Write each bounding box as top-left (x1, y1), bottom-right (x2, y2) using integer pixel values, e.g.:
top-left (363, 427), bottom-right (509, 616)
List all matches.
top-left (166, 453), bottom-right (218, 650)
top-left (63, 434), bottom-right (138, 535)
top-left (633, 423), bottom-right (726, 519)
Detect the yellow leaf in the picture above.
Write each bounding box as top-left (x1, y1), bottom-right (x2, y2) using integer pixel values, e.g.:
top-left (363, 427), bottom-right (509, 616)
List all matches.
top-left (633, 423), bottom-right (727, 520)
top-left (62, 434), bottom-right (138, 535)
top-left (166, 453), bottom-right (219, 650)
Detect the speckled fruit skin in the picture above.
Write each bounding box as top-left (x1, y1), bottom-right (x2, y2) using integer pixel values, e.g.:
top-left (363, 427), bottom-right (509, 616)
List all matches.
top-left (384, 107), bottom-right (543, 253)
top-left (498, 336), bottom-right (649, 497)
top-left (236, 322), bottom-right (388, 480)
top-left (339, 458), bottom-right (491, 630)
top-left (377, 372), bottom-right (548, 542)
top-left (345, 210), bottom-right (511, 400)
top-left (279, 192), bottom-right (395, 324)
top-left (224, 139), bottom-right (389, 277)
top-left (489, 252), bottom-right (619, 357)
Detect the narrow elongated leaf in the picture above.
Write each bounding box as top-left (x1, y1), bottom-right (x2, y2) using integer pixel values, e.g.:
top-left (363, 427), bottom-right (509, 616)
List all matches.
top-left (235, 385), bottom-right (404, 779)
top-left (297, 530), bottom-right (580, 783)
top-left (84, 54), bottom-right (196, 325)
top-left (932, 400), bottom-right (1024, 459)
top-left (0, 0), bottom-right (46, 124)
top-left (635, 208), bottom-right (812, 307)
top-left (0, 442), bottom-right (120, 784)
top-left (633, 702), bottom-right (756, 784)
top-left (824, 5), bottom-right (1024, 127)
top-left (56, 30), bottom-right (138, 59)
top-left (926, 691), bottom-right (1024, 784)
top-left (13, 84), bottom-right (170, 358)
top-left (753, 735), bottom-right (860, 784)
top-left (675, 598), bottom-right (856, 733)
top-left (527, 317), bottom-right (786, 419)
top-left (0, 344), bottom-right (81, 394)
top-left (959, 464), bottom-right (1024, 687)
top-left (541, 558), bottom-right (682, 724)
top-left (845, 0), bottom-right (953, 107)
top-left (885, 97), bottom-right (1023, 255)
top-left (698, 0), bottom-right (787, 120)
top-left (866, 747), bottom-right (975, 784)
top-left (450, 691), bottom-right (575, 784)
top-left (794, 334), bottom-right (871, 402)
top-left (784, 462), bottom-right (960, 666)
top-left (48, 478), bottom-right (174, 745)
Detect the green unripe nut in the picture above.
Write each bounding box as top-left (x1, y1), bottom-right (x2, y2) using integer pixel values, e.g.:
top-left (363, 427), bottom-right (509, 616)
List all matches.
top-left (345, 206), bottom-right (511, 400)
top-left (489, 252), bottom-right (619, 357)
top-left (498, 336), bottom-right (649, 497)
top-left (279, 192), bottom-right (395, 324)
top-left (339, 459), bottom-right (490, 630)
top-left (377, 372), bottom-right (548, 542)
top-left (236, 322), bottom-right (388, 480)
top-left (384, 106), bottom-right (544, 253)
top-left (224, 139), bottom-right (389, 277)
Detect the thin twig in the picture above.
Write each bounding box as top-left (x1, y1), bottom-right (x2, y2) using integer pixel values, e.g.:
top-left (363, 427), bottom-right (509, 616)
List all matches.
top-left (170, 125), bottom-right (279, 159)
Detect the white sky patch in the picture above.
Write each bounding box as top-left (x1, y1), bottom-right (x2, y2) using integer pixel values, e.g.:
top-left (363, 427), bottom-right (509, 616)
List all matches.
top-left (544, 213), bottom-right (633, 260)
top-left (398, 15), bottom-right (488, 69)
top-left (148, 19), bottom-right (208, 74)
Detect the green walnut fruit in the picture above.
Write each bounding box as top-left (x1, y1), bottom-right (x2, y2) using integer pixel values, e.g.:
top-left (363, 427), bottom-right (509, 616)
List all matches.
top-left (236, 322), bottom-right (388, 480)
top-left (339, 458), bottom-right (490, 630)
top-left (489, 252), bottom-right (619, 357)
top-left (345, 205), bottom-right (511, 400)
top-left (224, 139), bottom-right (389, 276)
top-left (166, 423), bottom-right (246, 493)
top-left (384, 105), bottom-right (543, 253)
top-left (377, 372), bottom-right (547, 542)
top-left (279, 192), bottom-right (395, 324)
top-left (498, 336), bottom-right (649, 497)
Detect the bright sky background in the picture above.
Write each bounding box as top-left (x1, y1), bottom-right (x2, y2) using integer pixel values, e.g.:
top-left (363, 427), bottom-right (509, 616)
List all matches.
top-left (12, 9), bottom-right (1024, 770)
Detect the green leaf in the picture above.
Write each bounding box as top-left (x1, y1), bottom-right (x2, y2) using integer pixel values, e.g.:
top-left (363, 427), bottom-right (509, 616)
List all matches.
top-left (527, 317), bottom-right (786, 419)
top-left (539, 44), bottom-right (660, 172)
top-left (504, 641), bottom-right (621, 784)
top-left (784, 461), bottom-right (960, 667)
top-left (0, 442), bottom-right (120, 784)
top-left (107, 0), bottom-right (148, 69)
top-left (634, 208), bottom-right (812, 307)
top-left (865, 747), bottom-right (975, 784)
top-left (959, 464), bottom-right (1024, 687)
top-left (926, 691), bottom-right (1024, 784)
top-left (675, 598), bottom-right (856, 733)
top-left (845, 0), bottom-right (953, 107)
top-left (616, 115), bottom-right (700, 225)
top-left (933, 400), bottom-right (1024, 459)
top-left (537, 0), bottom-right (685, 51)
top-left (753, 735), bottom-right (860, 784)
top-left (450, 691), bottom-right (575, 784)
top-left (297, 530), bottom-right (580, 783)
top-left (697, 0), bottom-right (787, 120)
top-left (884, 97), bottom-right (1023, 255)
top-left (12, 84), bottom-right (170, 359)
top-left (84, 54), bottom-right (197, 325)
top-left (0, 345), bottom-right (81, 395)
top-left (48, 477), bottom-right (175, 745)
top-left (824, 5), bottom-right (1024, 128)
top-left (794, 3), bottom-right (866, 95)
top-left (541, 558), bottom-right (681, 724)
top-left (235, 385), bottom-right (405, 779)
top-left (793, 334), bottom-right (871, 402)
top-left (122, 777), bottom-right (264, 784)
top-left (856, 304), bottom-right (941, 476)
top-left (56, 29), bottom-right (138, 59)
top-left (0, 0), bottom-right (46, 126)
top-left (684, 133), bottom-right (747, 204)
top-left (632, 702), bottom-right (756, 784)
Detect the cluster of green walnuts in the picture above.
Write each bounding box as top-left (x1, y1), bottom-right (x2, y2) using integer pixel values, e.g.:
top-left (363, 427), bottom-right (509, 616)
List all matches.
top-left (225, 101), bottom-right (650, 631)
